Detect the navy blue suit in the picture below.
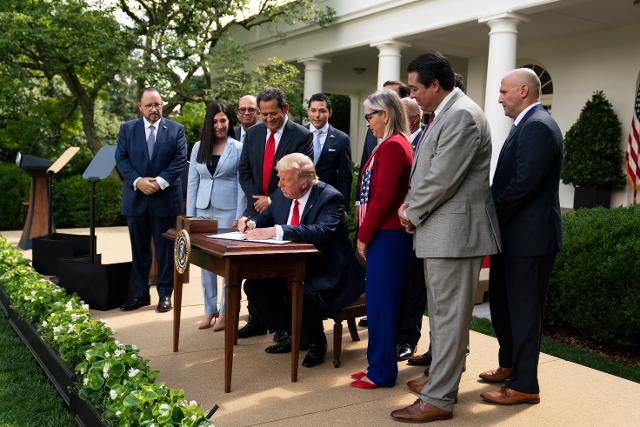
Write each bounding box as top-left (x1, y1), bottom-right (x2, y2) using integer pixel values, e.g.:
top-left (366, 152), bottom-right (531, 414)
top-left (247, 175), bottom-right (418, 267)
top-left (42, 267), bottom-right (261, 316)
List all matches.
top-left (234, 126), bottom-right (242, 141)
top-left (115, 117), bottom-right (187, 299)
top-left (306, 124), bottom-right (353, 209)
top-left (489, 104), bottom-right (563, 394)
top-left (244, 182), bottom-right (364, 345)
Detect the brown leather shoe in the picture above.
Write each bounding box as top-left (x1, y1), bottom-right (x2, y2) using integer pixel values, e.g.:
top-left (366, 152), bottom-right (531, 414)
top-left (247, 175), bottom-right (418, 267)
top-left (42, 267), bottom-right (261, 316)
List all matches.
top-left (479, 367), bottom-right (512, 383)
top-left (407, 377), bottom-right (427, 394)
top-left (390, 399), bottom-right (453, 423)
top-left (481, 387), bottom-right (540, 405)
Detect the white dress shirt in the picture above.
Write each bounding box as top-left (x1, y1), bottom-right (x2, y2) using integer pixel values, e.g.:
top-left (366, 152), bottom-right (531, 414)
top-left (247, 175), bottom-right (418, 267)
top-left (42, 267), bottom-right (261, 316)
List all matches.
top-left (274, 186), bottom-right (312, 240)
top-left (133, 117), bottom-right (169, 191)
top-left (513, 102), bottom-right (541, 127)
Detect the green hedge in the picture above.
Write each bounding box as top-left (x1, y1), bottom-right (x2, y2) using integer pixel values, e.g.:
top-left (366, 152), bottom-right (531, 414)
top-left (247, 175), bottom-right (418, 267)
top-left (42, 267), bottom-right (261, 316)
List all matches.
top-left (547, 206), bottom-right (640, 350)
top-left (52, 175), bottom-right (124, 228)
top-left (0, 163), bottom-right (30, 231)
top-left (0, 164), bottom-right (124, 230)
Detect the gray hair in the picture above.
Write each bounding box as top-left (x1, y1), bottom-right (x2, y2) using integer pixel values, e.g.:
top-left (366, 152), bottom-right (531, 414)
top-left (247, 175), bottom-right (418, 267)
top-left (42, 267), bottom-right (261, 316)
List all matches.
top-left (401, 97), bottom-right (422, 118)
top-left (276, 153), bottom-right (319, 185)
top-left (363, 89), bottom-right (410, 140)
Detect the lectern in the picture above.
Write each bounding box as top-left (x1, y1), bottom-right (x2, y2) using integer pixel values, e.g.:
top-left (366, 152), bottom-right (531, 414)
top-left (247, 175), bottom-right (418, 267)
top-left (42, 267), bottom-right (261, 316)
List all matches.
top-left (16, 153), bottom-right (53, 249)
top-left (31, 147), bottom-right (95, 276)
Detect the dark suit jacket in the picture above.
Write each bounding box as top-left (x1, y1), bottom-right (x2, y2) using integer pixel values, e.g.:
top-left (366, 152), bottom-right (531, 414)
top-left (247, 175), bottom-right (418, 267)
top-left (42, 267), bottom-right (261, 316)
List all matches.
top-left (410, 123), bottom-right (427, 154)
top-left (306, 124), bottom-right (353, 208)
top-left (492, 104), bottom-right (563, 256)
top-left (238, 120), bottom-right (313, 216)
top-left (234, 126), bottom-right (242, 141)
top-left (115, 117), bottom-right (187, 217)
top-left (253, 182), bottom-right (364, 313)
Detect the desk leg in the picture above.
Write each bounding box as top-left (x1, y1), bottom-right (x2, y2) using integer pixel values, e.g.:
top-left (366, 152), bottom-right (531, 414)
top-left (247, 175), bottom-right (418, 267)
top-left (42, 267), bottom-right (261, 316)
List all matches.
top-left (172, 270), bottom-right (184, 352)
top-left (224, 275), bottom-right (241, 393)
top-left (291, 280), bottom-right (304, 382)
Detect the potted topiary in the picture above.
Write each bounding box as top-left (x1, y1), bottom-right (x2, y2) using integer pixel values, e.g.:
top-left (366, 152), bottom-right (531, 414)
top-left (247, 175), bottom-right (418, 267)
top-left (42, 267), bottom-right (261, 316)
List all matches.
top-left (561, 90), bottom-right (626, 208)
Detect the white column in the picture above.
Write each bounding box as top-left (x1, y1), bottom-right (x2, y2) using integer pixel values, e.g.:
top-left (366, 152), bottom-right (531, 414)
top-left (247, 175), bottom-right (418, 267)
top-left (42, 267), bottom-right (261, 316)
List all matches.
top-left (298, 58), bottom-right (330, 105)
top-left (370, 40), bottom-right (410, 90)
top-left (478, 12), bottom-right (527, 179)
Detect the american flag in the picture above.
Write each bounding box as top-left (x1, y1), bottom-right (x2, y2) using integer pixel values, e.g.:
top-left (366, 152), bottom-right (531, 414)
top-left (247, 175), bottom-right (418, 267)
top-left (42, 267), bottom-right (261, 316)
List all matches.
top-left (359, 157), bottom-right (375, 225)
top-left (626, 80), bottom-right (640, 190)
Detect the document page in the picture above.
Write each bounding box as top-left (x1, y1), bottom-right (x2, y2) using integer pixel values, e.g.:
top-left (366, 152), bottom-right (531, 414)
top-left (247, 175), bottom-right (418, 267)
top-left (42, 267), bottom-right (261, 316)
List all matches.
top-left (207, 231), bottom-right (291, 245)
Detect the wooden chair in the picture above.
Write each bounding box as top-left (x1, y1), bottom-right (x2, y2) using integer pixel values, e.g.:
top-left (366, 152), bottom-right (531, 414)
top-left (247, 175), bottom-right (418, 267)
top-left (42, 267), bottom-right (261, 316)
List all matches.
top-left (325, 294), bottom-right (366, 367)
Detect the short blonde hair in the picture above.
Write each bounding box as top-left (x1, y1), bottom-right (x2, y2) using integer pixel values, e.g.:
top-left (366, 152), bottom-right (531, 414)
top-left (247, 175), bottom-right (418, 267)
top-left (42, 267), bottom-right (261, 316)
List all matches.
top-left (363, 90), bottom-right (410, 140)
top-left (276, 153), bottom-right (319, 185)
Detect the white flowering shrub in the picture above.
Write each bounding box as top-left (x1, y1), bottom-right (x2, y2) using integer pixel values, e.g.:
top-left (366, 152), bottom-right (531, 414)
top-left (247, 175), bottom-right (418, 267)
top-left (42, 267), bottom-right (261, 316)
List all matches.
top-left (0, 237), bottom-right (213, 427)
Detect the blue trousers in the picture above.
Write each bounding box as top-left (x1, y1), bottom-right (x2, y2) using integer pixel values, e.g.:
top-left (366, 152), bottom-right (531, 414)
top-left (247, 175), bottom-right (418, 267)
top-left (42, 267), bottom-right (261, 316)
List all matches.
top-left (365, 230), bottom-right (413, 387)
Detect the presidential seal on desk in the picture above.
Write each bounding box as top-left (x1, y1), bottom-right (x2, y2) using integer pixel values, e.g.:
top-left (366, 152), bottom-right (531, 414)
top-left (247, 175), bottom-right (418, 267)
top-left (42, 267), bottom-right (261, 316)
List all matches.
top-left (174, 229), bottom-right (191, 274)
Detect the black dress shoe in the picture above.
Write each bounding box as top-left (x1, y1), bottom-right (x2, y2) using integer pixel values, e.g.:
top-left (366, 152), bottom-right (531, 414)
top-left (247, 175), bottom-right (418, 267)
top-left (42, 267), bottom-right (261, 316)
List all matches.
top-left (408, 351), bottom-right (432, 367)
top-left (358, 317), bottom-right (368, 327)
top-left (274, 329), bottom-right (288, 343)
top-left (397, 343), bottom-right (415, 361)
top-left (120, 296), bottom-right (151, 311)
top-left (302, 343), bottom-right (327, 368)
top-left (156, 296), bottom-right (172, 312)
top-left (266, 335), bottom-right (291, 354)
top-left (237, 321), bottom-right (267, 338)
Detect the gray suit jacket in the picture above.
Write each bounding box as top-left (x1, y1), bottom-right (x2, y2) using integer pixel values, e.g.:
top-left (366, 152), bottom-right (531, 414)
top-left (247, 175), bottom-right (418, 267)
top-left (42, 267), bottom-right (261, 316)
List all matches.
top-left (186, 137), bottom-right (246, 227)
top-left (405, 88), bottom-right (500, 258)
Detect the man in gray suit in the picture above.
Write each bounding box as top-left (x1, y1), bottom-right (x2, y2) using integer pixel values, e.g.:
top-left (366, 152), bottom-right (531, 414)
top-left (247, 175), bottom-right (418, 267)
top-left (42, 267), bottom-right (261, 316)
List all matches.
top-left (392, 52), bottom-right (500, 423)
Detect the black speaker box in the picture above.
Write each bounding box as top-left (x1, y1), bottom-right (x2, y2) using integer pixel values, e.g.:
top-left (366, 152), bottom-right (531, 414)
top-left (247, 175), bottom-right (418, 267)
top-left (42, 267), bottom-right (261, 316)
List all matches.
top-left (57, 255), bottom-right (131, 310)
top-left (32, 233), bottom-right (94, 276)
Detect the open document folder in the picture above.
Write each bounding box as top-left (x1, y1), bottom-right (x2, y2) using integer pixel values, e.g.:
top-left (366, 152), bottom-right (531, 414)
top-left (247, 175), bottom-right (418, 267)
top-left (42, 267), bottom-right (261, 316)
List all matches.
top-left (206, 231), bottom-right (291, 245)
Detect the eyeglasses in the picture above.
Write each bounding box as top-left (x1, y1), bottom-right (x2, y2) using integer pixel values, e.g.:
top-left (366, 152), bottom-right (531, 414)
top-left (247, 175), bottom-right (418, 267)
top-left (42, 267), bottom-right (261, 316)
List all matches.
top-left (364, 110), bottom-right (382, 122)
top-left (238, 107), bottom-right (257, 114)
top-left (142, 103), bottom-right (163, 110)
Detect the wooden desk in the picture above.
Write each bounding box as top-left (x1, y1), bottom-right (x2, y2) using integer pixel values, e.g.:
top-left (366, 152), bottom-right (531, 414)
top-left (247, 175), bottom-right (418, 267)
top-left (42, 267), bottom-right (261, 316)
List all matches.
top-left (163, 229), bottom-right (319, 393)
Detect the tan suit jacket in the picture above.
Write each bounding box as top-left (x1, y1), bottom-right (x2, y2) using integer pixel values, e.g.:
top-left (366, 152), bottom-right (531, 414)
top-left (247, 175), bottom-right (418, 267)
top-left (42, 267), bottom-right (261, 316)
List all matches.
top-left (405, 88), bottom-right (500, 258)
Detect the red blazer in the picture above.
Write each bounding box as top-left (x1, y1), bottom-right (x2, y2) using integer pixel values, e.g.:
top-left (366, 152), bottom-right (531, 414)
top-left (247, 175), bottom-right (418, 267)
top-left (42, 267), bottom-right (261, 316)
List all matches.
top-left (357, 132), bottom-right (413, 245)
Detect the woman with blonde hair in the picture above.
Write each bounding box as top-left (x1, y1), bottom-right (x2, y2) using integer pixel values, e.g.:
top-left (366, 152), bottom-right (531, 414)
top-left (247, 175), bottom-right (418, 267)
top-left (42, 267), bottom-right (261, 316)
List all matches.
top-left (351, 89), bottom-right (414, 389)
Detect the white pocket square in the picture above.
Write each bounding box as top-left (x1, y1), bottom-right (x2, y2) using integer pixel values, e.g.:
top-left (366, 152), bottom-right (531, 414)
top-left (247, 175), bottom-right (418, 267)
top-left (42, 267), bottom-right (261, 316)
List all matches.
top-left (328, 148), bottom-right (336, 152)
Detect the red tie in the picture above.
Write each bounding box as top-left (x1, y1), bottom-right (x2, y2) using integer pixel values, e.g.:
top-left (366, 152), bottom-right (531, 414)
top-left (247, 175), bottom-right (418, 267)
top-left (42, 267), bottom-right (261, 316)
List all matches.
top-left (290, 199), bottom-right (300, 226)
top-left (262, 130), bottom-right (276, 195)
top-left (426, 113), bottom-right (435, 128)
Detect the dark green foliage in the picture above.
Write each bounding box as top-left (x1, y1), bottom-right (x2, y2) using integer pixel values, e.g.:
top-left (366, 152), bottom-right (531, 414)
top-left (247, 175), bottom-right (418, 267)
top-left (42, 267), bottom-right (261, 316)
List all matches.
top-left (547, 206), bottom-right (640, 350)
top-left (173, 103), bottom-right (206, 154)
top-left (0, 162), bottom-right (30, 230)
top-left (328, 93), bottom-right (351, 135)
top-left (0, 315), bottom-right (76, 426)
top-left (561, 91), bottom-right (626, 189)
top-left (53, 175), bottom-right (124, 228)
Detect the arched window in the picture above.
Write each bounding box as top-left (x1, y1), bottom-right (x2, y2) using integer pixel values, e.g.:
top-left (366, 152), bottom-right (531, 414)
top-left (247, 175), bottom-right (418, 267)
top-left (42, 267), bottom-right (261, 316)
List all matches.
top-left (522, 63), bottom-right (553, 112)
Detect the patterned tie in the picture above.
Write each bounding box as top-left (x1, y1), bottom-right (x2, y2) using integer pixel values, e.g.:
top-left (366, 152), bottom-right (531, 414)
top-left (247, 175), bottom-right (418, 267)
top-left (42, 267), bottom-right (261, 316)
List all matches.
top-left (290, 199), bottom-right (300, 226)
top-left (147, 124), bottom-right (156, 158)
top-left (262, 130), bottom-right (276, 195)
top-left (313, 130), bottom-right (323, 164)
top-left (426, 113), bottom-right (435, 128)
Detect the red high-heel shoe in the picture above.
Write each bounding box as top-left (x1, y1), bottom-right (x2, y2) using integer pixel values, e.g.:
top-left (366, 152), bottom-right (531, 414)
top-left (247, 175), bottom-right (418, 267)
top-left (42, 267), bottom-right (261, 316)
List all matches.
top-left (350, 370), bottom-right (367, 380)
top-left (350, 378), bottom-right (378, 389)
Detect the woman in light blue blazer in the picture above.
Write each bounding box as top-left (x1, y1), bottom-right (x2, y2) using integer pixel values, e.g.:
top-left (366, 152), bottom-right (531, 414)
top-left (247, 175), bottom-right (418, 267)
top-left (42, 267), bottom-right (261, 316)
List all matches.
top-left (186, 102), bottom-right (246, 331)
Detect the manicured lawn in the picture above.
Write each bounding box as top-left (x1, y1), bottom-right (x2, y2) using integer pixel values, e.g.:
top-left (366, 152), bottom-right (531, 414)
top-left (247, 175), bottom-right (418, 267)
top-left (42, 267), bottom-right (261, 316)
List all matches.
top-left (470, 316), bottom-right (640, 384)
top-left (0, 314), bottom-right (76, 427)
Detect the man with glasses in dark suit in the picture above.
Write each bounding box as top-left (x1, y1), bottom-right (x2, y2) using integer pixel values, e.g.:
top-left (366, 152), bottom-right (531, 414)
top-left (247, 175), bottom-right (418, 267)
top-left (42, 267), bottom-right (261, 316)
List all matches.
top-left (115, 87), bottom-right (187, 313)
top-left (234, 95), bottom-right (259, 142)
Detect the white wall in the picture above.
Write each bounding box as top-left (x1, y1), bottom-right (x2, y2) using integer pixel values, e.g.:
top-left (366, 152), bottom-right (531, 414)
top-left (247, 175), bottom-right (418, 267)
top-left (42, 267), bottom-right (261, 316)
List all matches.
top-left (519, 23), bottom-right (640, 207)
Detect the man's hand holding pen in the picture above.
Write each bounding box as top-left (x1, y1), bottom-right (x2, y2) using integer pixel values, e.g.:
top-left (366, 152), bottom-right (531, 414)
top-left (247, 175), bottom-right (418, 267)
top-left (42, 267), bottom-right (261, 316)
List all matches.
top-left (237, 216), bottom-right (255, 234)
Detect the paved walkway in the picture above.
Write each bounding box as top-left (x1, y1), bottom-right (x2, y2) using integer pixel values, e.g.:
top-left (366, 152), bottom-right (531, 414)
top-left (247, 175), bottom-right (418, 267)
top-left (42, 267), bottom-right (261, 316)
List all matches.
top-left (3, 227), bottom-right (639, 426)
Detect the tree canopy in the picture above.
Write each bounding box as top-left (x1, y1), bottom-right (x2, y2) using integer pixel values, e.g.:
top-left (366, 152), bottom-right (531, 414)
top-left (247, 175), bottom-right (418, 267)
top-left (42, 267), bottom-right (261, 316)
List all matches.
top-left (0, 0), bottom-right (333, 159)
